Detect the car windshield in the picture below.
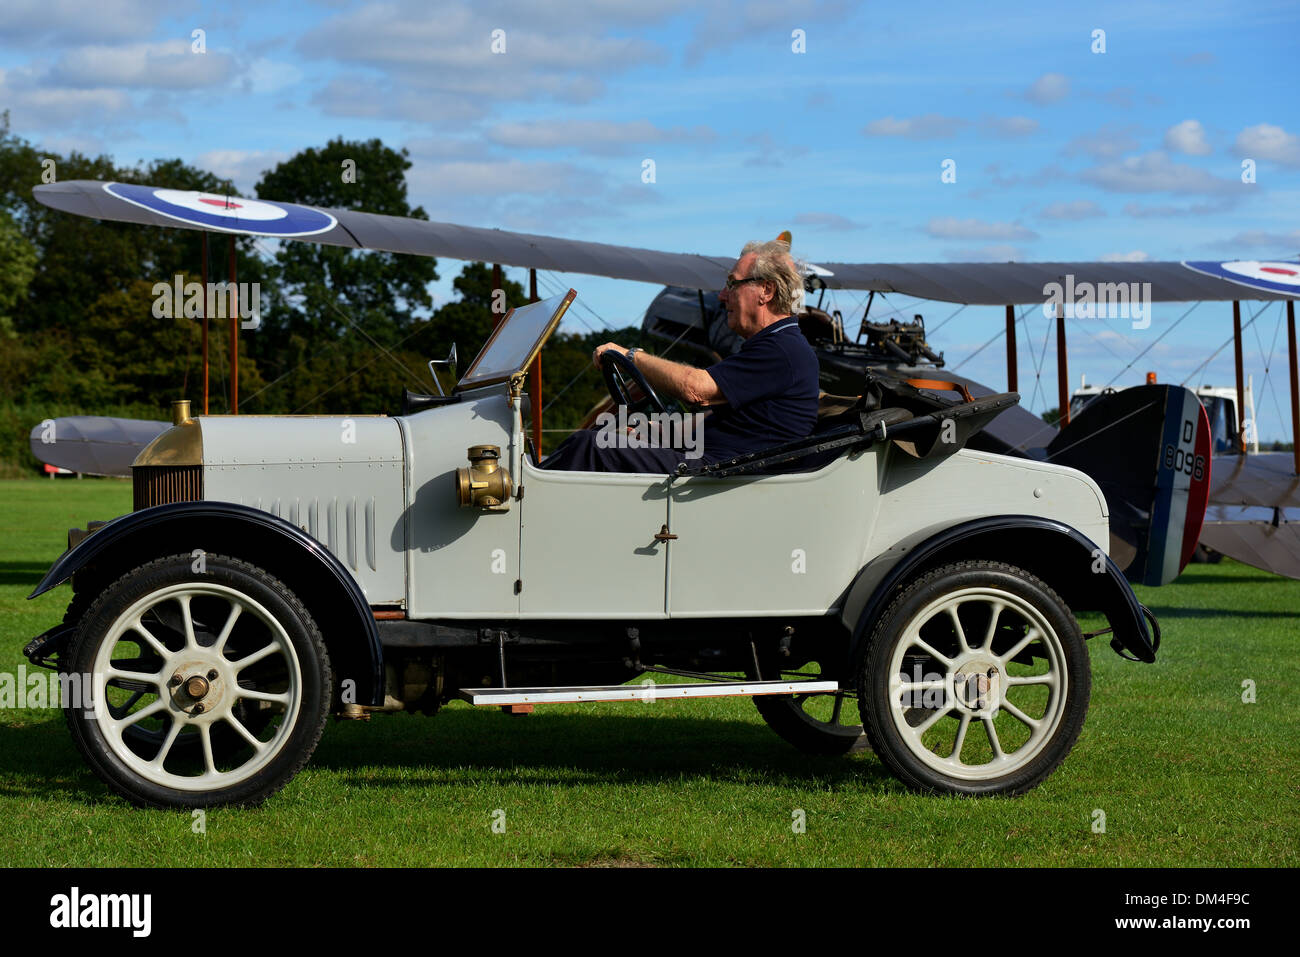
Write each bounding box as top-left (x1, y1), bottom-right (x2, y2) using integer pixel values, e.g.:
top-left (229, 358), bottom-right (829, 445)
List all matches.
top-left (456, 290), bottom-right (576, 391)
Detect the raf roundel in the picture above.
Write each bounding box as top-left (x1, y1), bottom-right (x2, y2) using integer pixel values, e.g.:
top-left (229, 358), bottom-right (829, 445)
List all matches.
top-left (1182, 259), bottom-right (1300, 296)
top-left (102, 182), bottom-right (338, 237)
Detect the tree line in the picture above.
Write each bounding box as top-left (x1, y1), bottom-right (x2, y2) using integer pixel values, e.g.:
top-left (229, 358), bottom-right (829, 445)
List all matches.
top-left (0, 116), bottom-right (634, 473)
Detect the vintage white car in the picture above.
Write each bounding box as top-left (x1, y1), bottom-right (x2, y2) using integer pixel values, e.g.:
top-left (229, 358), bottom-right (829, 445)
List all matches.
top-left (25, 291), bottom-right (1157, 808)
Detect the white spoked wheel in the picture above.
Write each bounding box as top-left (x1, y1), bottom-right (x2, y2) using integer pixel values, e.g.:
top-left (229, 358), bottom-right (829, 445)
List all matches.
top-left (67, 554), bottom-right (330, 808)
top-left (859, 561), bottom-right (1090, 796)
top-left (93, 583), bottom-right (301, 790)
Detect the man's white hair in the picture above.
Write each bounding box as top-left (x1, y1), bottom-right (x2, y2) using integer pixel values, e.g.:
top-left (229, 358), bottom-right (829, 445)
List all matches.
top-left (740, 239), bottom-right (804, 315)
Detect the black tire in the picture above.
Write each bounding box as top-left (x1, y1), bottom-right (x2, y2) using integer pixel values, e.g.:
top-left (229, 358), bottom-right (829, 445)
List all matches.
top-left (750, 656), bottom-right (868, 755)
top-left (1191, 543), bottom-right (1223, 564)
top-left (64, 553), bottom-right (331, 809)
top-left (857, 561), bottom-right (1090, 796)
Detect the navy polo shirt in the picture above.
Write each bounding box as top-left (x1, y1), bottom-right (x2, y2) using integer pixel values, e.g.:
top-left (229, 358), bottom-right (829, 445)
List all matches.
top-left (701, 316), bottom-right (820, 462)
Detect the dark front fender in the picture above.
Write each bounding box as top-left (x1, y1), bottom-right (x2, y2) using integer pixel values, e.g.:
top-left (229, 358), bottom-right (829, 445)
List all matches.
top-left (27, 501), bottom-right (385, 706)
top-left (848, 515), bottom-right (1158, 664)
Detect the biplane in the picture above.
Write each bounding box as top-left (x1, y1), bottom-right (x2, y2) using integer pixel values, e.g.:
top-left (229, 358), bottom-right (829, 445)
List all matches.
top-left (27, 180), bottom-right (1300, 582)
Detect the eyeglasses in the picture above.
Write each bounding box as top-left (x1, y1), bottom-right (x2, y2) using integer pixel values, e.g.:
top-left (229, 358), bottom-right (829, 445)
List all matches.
top-left (723, 276), bottom-right (766, 290)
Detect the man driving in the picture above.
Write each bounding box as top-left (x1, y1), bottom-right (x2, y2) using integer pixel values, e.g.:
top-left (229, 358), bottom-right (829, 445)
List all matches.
top-left (541, 239), bottom-right (819, 472)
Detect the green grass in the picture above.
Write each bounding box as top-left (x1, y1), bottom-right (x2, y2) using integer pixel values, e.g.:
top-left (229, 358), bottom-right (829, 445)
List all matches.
top-left (1, 477), bottom-right (1297, 867)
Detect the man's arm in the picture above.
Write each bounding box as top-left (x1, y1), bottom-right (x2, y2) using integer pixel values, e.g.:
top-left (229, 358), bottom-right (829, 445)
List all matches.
top-left (592, 343), bottom-right (725, 406)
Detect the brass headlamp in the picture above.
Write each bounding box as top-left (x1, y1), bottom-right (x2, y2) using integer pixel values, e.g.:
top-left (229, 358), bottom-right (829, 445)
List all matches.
top-left (455, 445), bottom-right (512, 509)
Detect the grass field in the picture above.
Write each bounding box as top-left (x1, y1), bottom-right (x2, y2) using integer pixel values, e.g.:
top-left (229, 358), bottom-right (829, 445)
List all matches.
top-left (1, 477), bottom-right (1296, 867)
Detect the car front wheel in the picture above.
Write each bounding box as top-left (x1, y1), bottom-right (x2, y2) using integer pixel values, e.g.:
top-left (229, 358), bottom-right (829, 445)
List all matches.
top-left (857, 561), bottom-right (1089, 796)
top-left (65, 553), bottom-right (331, 808)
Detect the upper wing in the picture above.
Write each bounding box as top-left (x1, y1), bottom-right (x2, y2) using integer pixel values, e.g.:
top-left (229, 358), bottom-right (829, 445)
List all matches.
top-left (34, 180), bottom-right (1296, 303)
top-left (817, 260), bottom-right (1297, 303)
top-left (33, 180), bottom-right (734, 289)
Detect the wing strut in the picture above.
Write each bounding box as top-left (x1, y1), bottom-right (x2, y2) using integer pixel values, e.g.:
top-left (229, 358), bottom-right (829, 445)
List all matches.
top-left (201, 233), bottom-right (209, 414)
top-left (1005, 304), bottom-right (1018, 393)
top-left (229, 235), bottom-right (239, 414)
top-left (1289, 300), bottom-right (1299, 476)
top-left (529, 268), bottom-right (542, 454)
top-left (1233, 301), bottom-right (1246, 452)
top-left (1056, 303), bottom-right (1069, 426)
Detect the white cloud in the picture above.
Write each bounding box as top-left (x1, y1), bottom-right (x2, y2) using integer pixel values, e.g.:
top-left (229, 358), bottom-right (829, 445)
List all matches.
top-left (196, 149), bottom-right (290, 193)
top-left (46, 40), bottom-right (235, 90)
top-left (942, 244), bottom-right (1026, 262)
top-left (683, 0), bottom-right (853, 64)
top-left (983, 162), bottom-right (1066, 189)
top-left (1063, 123), bottom-right (1143, 160)
top-left (1081, 151), bottom-right (1239, 194)
top-left (0, 67), bottom-right (132, 126)
top-left (0, 0), bottom-right (191, 44)
top-left (926, 217), bottom-right (1037, 240)
top-left (310, 75), bottom-right (483, 124)
top-left (243, 59), bottom-right (304, 96)
top-left (1099, 250), bottom-right (1150, 262)
top-left (1233, 123), bottom-right (1300, 167)
top-left (407, 159), bottom-right (596, 197)
top-left (1123, 198), bottom-right (1237, 218)
top-left (1024, 72), bottom-right (1068, 105)
top-left (486, 120), bottom-right (715, 154)
top-left (863, 114), bottom-right (966, 139)
top-left (1223, 229), bottom-right (1300, 249)
top-left (295, 1), bottom-right (670, 118)
top-left (1164, 120), bottom-right (1211, 156)
top-left (792, 212), bottom-right (861, 231)
top-left (984, 115), bottom-right (1038, 137)
top-left (1041, 200), bottom-right (1105, 220)
top-left (404, 136), bottom-right (491, 161)
top-left (31, 132), bottom-right (105, 156)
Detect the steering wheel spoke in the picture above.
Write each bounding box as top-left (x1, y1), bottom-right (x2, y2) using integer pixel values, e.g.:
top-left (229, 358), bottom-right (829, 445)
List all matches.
top-left (600, 350), bottom-right (667, 416)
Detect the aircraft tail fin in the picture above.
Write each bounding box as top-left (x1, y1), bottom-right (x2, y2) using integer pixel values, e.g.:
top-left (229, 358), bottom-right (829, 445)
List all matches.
top-left (1046, 385), bottom-right (1211, 586)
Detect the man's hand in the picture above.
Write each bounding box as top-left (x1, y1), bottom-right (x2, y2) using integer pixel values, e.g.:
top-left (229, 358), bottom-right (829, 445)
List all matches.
top-left (592, 342), bottom-right (628, 368)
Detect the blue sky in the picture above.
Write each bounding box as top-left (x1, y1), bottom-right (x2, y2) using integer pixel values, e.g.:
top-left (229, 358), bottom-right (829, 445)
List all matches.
top-left (2, 0), bottom-right (1298, 436)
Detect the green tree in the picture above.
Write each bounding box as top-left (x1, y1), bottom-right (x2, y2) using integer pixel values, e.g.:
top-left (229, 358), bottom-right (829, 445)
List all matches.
top-left (247, 138), bottom-right (439, 412)
top-left (0, 209), bottom-right (36, 339)
top-left (0, 115), bottom-right (273, 414)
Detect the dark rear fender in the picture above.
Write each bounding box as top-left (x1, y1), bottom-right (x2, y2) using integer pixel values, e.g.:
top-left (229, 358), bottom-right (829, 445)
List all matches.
top-left (844, 515), bottom-right (1157, 663)
top-left (27, 501), bottom-right (384, 706)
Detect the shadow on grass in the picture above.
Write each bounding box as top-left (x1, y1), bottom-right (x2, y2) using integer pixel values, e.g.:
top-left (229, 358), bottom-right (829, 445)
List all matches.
top-left (0, 717), bottom-right (96, 800)
top-left (0, 561), bottom-right (54, 587)
top-left (312, 709), bottom-right (892, 790)
top-left (0, 709), bottom-right (893, 804)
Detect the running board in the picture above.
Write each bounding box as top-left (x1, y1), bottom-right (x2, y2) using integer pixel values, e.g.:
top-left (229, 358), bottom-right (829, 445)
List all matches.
top-left (458, 679), bottom-right (839, 707)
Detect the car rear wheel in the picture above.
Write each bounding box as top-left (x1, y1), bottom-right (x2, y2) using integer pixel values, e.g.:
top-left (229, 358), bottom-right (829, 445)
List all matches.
top-left (857, 561), bottom-right (1089, 796)
top-left (65, 553), bottom-right (331, 808)
top-left (750, 655), bottom-right (868, 755)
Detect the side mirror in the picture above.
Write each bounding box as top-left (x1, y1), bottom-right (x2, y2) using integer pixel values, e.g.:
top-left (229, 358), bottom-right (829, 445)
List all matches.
top-left (427, 344), bottom-right (458, 396)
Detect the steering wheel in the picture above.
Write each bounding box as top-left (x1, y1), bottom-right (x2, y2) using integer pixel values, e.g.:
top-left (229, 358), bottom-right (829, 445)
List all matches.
top-left (600, 350), bottom-right (668, 415)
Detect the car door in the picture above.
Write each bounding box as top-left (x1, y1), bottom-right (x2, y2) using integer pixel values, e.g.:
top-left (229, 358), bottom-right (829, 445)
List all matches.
top-left (666, 451), bottom-right (880, 617)
top-left (517, 459), bottom-right (671, 617)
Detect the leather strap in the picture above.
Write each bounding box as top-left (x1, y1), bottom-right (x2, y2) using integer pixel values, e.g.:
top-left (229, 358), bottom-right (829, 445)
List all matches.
top-left (906, 378), bottom-right (973, 403)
